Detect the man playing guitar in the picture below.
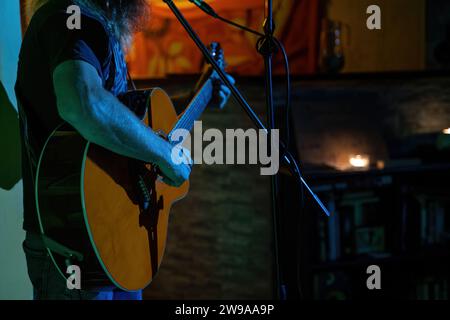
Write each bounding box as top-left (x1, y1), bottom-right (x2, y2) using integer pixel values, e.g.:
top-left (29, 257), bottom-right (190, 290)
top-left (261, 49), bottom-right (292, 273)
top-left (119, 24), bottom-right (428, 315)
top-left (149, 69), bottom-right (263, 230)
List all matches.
top-left (16, 0), bottom-right (234, 300)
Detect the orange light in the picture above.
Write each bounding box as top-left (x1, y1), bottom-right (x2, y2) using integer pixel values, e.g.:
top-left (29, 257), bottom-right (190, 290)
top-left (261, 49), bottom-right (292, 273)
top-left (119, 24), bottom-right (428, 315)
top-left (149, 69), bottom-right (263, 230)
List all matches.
top-left (349, 155), bottom-right (370, 169)
top-left (443, 128), bottom-right (450, 135)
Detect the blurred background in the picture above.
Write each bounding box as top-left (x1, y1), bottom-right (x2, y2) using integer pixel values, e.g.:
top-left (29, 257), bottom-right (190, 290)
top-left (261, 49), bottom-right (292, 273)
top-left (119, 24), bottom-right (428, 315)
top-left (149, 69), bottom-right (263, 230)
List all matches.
top-left (1, 0), bottom-right (449, 299)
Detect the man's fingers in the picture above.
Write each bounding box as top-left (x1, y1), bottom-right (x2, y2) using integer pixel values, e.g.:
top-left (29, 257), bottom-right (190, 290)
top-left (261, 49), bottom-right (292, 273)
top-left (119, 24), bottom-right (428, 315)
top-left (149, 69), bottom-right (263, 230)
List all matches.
top-left (209, 73), bottom-right (234, 109)
top-left (226, 74), bottom-right (236, 85)
top-left (181, 148), bottom-right (193, 166)
top-left (219, 91), bottom-right (227, 101)
top-left (220, 84), bottom-right (231, 96)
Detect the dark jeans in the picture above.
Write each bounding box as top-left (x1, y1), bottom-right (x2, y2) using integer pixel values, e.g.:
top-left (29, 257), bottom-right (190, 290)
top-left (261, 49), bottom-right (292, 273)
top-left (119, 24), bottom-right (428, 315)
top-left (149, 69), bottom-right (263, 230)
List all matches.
top-left (23, 232), bottom-right (142, 300)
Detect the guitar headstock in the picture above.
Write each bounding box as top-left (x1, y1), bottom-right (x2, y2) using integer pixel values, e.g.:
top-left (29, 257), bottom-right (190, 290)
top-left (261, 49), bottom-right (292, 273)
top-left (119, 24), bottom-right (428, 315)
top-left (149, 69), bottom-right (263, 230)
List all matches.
top-left (209, 42), bottom-right (225, 71)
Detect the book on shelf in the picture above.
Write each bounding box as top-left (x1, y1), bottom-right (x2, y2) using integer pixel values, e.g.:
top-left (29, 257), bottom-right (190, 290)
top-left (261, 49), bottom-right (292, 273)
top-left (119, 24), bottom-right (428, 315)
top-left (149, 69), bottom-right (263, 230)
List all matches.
top-left (418, 194), bottom-right (449, 247)
top-left (313, 271), bottom-right (351, 300)
top-left (317, 192), bottom-right (388, 262)
top-left (416, 276), bottom-right (449, 300)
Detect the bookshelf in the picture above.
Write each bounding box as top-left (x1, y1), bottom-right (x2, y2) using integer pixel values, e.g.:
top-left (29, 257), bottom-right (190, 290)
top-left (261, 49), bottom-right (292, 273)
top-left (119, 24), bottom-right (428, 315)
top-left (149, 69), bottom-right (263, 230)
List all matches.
top-left (287, 164), bottom-right (450, 300)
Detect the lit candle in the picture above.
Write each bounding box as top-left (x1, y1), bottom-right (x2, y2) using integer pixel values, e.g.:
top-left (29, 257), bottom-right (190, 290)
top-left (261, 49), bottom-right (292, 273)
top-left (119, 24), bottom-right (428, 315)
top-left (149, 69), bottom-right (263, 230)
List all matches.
top-left (349, 155), bottom-right (370, 169)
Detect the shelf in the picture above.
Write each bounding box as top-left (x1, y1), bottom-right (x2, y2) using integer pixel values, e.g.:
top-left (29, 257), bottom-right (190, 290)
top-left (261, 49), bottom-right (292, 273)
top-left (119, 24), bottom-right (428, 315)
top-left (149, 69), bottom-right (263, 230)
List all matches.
top-left (309, 248), bottom-right (450, 272)
top-left (303, 163), bottom-right (450, 180)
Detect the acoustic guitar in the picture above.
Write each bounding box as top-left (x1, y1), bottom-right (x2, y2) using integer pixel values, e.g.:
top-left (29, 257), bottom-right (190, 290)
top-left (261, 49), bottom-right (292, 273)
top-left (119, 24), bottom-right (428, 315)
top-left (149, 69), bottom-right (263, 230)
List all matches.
top-left (35, 43), bottom-right (225, 291)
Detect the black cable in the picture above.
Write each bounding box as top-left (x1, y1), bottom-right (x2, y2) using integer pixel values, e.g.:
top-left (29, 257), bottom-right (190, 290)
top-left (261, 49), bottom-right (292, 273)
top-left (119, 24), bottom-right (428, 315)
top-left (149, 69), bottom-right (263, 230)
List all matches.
top-left (216, 15), bottom-right (264, 37)
top-left (273, 38), bottom-right (292, 149)
top-left (270, 39), bottom-right (303, 299)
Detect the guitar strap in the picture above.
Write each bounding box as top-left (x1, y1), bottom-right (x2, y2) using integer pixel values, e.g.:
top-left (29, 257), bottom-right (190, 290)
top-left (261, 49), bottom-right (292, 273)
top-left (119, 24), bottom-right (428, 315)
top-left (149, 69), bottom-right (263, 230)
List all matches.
top-left (17, 91), bottom-right (84, 263)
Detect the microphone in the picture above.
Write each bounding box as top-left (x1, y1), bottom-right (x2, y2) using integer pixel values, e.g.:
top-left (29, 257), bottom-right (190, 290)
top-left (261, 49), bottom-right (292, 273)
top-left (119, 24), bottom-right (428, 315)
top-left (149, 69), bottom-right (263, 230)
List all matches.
top-left (189, 0), bottom-right (218, 18)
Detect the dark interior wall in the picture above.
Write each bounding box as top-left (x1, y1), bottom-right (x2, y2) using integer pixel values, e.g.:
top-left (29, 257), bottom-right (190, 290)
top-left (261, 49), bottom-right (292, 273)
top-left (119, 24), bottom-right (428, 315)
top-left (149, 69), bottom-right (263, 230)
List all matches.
top-left (427, 0), bottom-right (450, 69)
top-left (0, 0), bottom-right (32, 299)
top-left (292, 75), bottom-right (450, 170)
top-left (0, 82), bottom-right (21, 190)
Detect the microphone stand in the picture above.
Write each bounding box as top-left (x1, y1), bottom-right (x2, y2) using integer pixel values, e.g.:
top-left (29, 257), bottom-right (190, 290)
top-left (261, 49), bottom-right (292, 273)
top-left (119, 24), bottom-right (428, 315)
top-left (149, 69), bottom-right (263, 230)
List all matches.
top-left (162, 0), bottom-right (330, 300)
top-left (257, 0), bottom-right (286, 300)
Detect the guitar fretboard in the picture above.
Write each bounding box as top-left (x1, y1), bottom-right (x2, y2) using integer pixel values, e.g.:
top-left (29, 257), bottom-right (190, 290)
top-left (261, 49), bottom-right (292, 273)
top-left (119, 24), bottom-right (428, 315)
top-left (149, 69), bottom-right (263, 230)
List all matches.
top-left (168, 79), bottom-right (214, 142)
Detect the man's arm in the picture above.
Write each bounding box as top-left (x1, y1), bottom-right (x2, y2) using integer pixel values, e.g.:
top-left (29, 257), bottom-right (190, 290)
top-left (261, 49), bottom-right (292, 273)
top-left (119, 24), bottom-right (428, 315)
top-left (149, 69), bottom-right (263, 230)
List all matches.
top-left (53, 60), bottom-right (190, 186)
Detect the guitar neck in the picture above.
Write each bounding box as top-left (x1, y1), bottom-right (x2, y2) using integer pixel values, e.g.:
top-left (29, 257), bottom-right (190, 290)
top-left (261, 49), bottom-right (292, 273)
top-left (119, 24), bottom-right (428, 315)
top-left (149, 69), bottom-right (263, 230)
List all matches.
top-left (168, 77), bottom-right (214, 142)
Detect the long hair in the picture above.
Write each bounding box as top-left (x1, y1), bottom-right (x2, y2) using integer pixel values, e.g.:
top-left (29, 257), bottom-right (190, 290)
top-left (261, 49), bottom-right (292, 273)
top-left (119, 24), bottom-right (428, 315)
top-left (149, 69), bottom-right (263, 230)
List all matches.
top-left (92, 0), bottom-right (149, 32)
top-left (89, 0), bottom-right (150, 45)
top-left (25, 0), bottom-right (150, 47)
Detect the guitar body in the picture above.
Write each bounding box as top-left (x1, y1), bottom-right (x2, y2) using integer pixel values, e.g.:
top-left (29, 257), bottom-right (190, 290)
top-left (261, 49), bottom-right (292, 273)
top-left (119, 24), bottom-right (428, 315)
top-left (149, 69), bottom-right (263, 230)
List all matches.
top-left (36, 88), bottom-right (189, 291)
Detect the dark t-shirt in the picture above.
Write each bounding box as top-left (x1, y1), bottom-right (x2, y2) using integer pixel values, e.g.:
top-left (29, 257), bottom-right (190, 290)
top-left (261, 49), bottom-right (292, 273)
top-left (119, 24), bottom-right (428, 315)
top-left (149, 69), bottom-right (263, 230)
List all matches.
top-left (15, 0), bottom-right (128, 232)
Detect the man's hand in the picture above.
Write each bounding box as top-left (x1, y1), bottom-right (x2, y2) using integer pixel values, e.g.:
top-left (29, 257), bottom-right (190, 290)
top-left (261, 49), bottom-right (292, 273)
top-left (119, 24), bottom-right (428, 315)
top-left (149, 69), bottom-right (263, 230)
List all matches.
top-left (158, 143), bottom-right (192, 187)
top-left (208, 72), bottom-right (235, 110)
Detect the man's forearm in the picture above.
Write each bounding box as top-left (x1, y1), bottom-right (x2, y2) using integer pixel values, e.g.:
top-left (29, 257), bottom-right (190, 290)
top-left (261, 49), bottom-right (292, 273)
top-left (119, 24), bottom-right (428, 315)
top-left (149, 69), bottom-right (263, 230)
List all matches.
top-left (71, 87), bottom-right (170, 165)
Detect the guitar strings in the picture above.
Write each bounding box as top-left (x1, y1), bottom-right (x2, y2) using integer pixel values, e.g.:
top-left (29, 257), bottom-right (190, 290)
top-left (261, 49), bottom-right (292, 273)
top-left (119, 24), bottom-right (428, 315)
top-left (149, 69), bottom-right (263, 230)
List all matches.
top-left (170, 80), bottom-right (213, 138)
